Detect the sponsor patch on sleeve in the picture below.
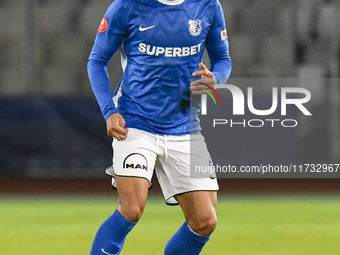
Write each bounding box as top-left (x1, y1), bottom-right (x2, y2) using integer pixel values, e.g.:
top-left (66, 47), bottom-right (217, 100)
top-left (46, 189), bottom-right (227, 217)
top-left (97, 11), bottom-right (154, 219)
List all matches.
top-left (98, 16), bottom-right (108, 33)
top-left (221, 29), bottom-right (228, 41)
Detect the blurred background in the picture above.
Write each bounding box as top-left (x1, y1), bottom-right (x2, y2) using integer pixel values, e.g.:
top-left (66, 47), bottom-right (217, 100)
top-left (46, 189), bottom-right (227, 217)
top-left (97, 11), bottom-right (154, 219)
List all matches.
top-left (1, 1), bottom-right (340, 255)
top-left (0, 0), bottom-right (339, 188)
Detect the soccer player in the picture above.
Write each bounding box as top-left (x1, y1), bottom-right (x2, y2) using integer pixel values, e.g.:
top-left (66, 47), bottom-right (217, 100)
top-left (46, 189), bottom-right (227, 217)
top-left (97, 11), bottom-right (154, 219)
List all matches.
top-left (87, 0), bottom-right (232, 254)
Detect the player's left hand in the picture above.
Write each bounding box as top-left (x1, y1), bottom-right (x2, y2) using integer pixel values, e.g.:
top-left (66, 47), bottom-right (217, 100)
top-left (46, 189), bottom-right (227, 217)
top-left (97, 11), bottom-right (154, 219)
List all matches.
top-left (190, 63), bottom-right (216, 95)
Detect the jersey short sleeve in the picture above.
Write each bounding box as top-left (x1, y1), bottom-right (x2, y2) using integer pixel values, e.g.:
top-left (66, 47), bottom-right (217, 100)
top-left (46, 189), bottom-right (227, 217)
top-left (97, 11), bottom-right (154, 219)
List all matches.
top-left (95, 0), bottom-right (129, 53)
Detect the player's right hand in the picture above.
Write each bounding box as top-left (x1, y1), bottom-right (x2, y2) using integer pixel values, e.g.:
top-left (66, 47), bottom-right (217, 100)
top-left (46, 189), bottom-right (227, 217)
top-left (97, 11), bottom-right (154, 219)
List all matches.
top-left (106, 113), bottom-right (129, 141)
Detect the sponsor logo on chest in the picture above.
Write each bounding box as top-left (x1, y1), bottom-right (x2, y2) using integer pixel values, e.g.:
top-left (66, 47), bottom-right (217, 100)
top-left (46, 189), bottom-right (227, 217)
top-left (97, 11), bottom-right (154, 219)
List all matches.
top-left (138, 42), bottom-right (202, 57)
top-left (137, 19), bottom-right (203, 57)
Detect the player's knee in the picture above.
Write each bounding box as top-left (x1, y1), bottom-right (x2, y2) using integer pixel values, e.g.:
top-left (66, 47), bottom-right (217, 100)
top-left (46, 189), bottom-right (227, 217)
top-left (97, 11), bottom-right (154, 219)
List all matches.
top-left (119, 204), bottom-right (145, 222)
top-left (189, 213), bottom-right (217, 236)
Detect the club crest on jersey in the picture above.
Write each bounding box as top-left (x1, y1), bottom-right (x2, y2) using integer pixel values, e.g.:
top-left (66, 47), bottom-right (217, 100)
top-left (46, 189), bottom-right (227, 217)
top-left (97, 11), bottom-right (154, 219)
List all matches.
top-left (188, 19), bottom-right (202, 36)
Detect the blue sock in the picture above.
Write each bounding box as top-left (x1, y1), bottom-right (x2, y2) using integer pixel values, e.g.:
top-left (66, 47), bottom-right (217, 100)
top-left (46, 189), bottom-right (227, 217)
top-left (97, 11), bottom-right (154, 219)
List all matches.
top-left (90, 210), bottom-right (136, 255)
top-left (164, 222), bottom-right (210, 255)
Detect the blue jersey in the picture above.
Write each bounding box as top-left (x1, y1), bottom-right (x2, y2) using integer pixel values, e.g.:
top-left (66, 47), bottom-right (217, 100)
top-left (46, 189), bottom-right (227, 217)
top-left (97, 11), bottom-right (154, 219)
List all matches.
top-left (88, 0), bottom-right (232, 135)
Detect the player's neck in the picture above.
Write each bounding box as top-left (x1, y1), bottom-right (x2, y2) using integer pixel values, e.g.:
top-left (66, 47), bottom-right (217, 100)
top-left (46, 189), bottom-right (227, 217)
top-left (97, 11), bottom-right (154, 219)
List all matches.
top-left (157, 0), bottom-right (185, 6)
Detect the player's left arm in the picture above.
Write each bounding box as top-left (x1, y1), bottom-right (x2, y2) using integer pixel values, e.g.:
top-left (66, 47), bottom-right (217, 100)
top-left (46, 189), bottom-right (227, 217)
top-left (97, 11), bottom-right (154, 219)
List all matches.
top-left (191, 0), bottom-right (232, 95)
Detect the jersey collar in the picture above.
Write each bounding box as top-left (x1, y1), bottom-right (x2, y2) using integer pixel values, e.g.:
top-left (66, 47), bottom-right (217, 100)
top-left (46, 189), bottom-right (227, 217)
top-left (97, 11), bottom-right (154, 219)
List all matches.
top-left (157, 0), bottom-right (185, 5)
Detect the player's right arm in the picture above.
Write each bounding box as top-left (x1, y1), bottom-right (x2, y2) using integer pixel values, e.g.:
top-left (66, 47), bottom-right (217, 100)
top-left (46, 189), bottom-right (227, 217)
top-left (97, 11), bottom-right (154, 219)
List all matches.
top-left (88, 45), bottom-right (128, 140)
top-left (87, 0), bottom-right (129, 140)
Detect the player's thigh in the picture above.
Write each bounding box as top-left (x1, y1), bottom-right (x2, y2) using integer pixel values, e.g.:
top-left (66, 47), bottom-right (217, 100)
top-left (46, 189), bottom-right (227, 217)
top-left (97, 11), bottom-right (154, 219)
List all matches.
top-left (113, 128), bottom-right (157, 221)
top-left (176, 191), bottom-right (217, 234)
top-left (116, 176), bottom-right (149, 222)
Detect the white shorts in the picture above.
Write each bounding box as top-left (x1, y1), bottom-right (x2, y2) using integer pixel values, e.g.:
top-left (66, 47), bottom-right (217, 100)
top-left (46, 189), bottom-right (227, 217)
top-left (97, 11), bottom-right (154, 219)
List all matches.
top-left (106, 128), bottom-right (219, 205)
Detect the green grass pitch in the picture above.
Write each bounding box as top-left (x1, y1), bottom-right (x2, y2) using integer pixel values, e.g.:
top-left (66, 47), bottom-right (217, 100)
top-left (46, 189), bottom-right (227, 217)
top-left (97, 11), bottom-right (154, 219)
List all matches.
top-left (1, 193), bottom-right (340, 255)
